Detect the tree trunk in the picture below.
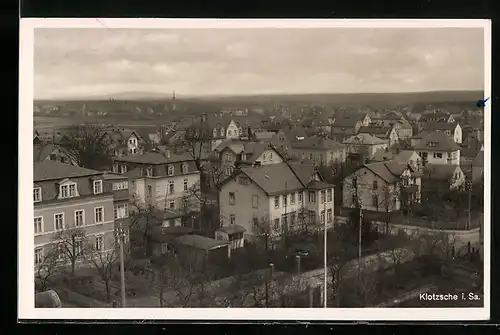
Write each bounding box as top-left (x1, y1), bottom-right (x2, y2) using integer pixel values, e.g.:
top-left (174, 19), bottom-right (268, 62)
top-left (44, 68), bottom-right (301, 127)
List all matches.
top-left (105, 280), bottom-right (111, 302)
top-left (143, 216), bottom-right (150, 256)
top-left (71, 261), bottom-right (76, 277)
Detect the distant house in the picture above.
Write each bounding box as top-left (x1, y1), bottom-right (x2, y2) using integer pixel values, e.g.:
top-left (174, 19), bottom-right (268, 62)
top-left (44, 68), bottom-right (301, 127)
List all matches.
top-left (289, 135), bottom-right (346, 166)
top-left (342, 161), bottom-right (422, 212)
top-left (370, 149), bottom-right (422, 171)
top-left (214, 140), bottom-right (285, 176)
top-left (471, 150), bottom-right (484, 183)
top-left (147, 220), bottom-right (194, 257)
top-left (358, 125), bottom-right (399, 147)
top-left (417, 111), bottom-right (455, 133)
top-left (412, 131), bottom-right (461, 166)
top-left (251, 131), bottom-right (276, 142)
top-left (422, 122), bottom-right (462, 144)
top-left (342, 134), bottom-right (389, 161)
top-left (100, 128), bottom-right (145, 157)
top-left (371, 118), bottom-right (413, 140)
top-left (422, 164), bottom-right (466, 191)
top-left (329, 114), bottom-right (364, 142)
top-left (215, 225), bottom-right (246, 250)
top-left (173, 234), bottom-right (231, 264)
top-left (33, 143), bottom-right (78, 166)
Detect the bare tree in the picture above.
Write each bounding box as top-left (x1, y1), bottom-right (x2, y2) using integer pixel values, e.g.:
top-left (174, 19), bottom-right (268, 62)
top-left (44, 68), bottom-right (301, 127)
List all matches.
top-left (59, 122), bottom-right (111, 169)
top-left (53, 227), bottom-right (87, 277)
top-left (85, 237), bottom-right (121, 303)
top-left (35, 247), bottom-right (61, 292)
top-left (351, 265), bottom-right (379, 307)
top-left (128, 196), bottom-right (158, 257)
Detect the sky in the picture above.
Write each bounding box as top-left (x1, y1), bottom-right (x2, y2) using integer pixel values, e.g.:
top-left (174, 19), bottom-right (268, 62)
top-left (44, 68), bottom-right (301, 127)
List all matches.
top-left (33, 27), bottom-right (485, 99)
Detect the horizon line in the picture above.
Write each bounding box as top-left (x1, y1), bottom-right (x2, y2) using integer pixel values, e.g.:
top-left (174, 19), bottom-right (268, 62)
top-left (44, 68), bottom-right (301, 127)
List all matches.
top-left (34, 89), bottom-right (485, 102)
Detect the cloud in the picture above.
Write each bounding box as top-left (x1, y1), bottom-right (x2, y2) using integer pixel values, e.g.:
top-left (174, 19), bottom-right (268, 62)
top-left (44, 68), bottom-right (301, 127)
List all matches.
top-left (33, 27), bottom-right (485, 99)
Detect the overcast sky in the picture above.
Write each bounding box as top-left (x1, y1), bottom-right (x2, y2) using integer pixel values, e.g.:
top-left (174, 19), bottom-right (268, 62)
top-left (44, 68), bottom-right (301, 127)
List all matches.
top-left (34, 28), bottom-right (485, 99)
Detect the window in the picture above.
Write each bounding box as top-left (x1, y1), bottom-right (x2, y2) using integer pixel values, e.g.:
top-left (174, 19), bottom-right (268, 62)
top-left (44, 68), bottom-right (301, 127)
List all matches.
top-left (274, 196), bottom-right (280, 208)
top-left (181, 164), bottom-right (188, 174)
top-left (74, 210), bottom-right (84, 227)
top-left (301, 153), bottom-right (305, 161)
top-left (120, 165), bottom-right (127, 174)
top-left (112, 181), bottom-right (129, 190)
top-left (308, 191), bottom-right (316, 203)
top-left (320, 210), bottom-right (325, 223)
top-left (220, 128), bottom-right (224, 136)
top-left (146, 167), bottom-right (153, 177)
top-left (309, 153), bottom-right (313, 160)
top-left (54, 213), bottom-right (64, 230)
top-left (60, 183), bottom-right (77, 199)
top-left (433, 153), bottom-right (443, 159)
top-left (95, 235), bottom-right (103, 251)
top-left (270, 152), bottom-right (273, 161)
top-left (213, 129), bottom-right (217, 137)
top-left (352, 177), bottom-right (358, 188)
top-left (321, 190), bottom-right (326, 203)
top-left (283, 194), bottom-right (287, 206)
top-left (167, 165), bottom-right (174, 176)
top-left (327, 189), bottom-right (332, 202)
top-left (228, 130), bottom-right (232, 136)
top-left (94, 207), bottom-right (104, 223)
top-left (114, 204), bottom-right (129, 219)
top-left (35, 248), bottom-right (43, 266)
top-left (75, 240), bottom-right (83, 255)
top-left (273, 218), bottom-right (280, 231)
top-left (373, 180), bottom-right (378, 190)
top-left (169, 181), bottom-right (175, 194)
top-left (241, 153), bottom-right (247, 161)
top-left (33, 187), bottom-right (42, 202)
top-left (309, 211), bottom-right (316, 224)
top-left (230, 214), bottom-right (236, 225)
top-left (239, 176), bottom-right (249, 185)
top-left (161, 242), bottom-right (169, 254)
top-left (169, 200), bottom-right (175, 209)
top-left (252, 195), bottom-right (259, 209)
top-left (183, 179), bottom-right (188, 191)
top-left (372, 195), bottom-right (379, 208)
top-left (93, 180), bottom-right (103, 194)
top-left (352, 194), bottom-right (357, 205)
top-left (229, 192), bottom-right (236, 205)
top-left (225, 153), bottom-right (232, 161)
top-left (319, 154), bottom-right (323, 162)
top-left (327, 209), bottom-right (333, 223)
top-left (290, 192), bottom-right (296, 204)
top-left (298, 192), bottom-right (303, 203)
top-left (253, 217), bottom-right (259, 228)
top-left (34, 216), bottom-right (43, 234)
top-left (262, 153), bottom-right (266, 160)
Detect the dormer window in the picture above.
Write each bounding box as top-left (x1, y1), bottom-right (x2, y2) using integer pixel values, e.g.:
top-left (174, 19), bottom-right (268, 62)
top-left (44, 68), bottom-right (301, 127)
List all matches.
top-left (167, 165), bottom-right (174, 176)
top-left (220, 128), bottom-right (225, 136)
top-left (33, 186), bottom-right (42, 202)
top-left (93, 180), bottom-right (103, 194)
top-left (213, 129), bottom-right (217, 137)
top-left (182, 164), bottom-right (188, 174)
top-left (60, 182), bottom-right (77, 199)
top-left (241, 153), bottom-right (247, 161)
top-left (146, 167), bottom-right (153, 177)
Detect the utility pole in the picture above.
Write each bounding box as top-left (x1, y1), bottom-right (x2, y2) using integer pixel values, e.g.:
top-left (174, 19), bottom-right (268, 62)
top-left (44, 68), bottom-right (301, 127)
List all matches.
top-left (467, 164), bottom-right (472, 230)
top-left (119, 222), bottom-right (126, 308)
top-left (358, 206), bottom-right (363, 262)
top-left (323, 199), bottom-right (327, 308)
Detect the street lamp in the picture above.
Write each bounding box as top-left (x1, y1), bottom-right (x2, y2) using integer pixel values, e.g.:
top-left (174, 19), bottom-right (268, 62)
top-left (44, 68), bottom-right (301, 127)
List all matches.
top-left (118, 223), bottom-right (127, 308)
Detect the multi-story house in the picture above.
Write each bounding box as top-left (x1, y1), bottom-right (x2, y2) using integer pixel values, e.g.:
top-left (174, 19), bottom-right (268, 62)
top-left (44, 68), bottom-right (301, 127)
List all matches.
top-left (33, 143), bottom-right (78, 166)
top-left (342, 160), bottom-right (422, 212)
top-left (422, 122), bottom-right (462, 144)
top-left (371, 150), bottom-right (422, 172)
top-left (102, 172), bottom-right (131, 244)
top-left (289, 135), bottom-right (346, 166)
top-left (417, 110), bottom-right (455, 133)
top-left (113, 151), bottom-right (201, 215)
top-left (422, 164), bottom-right (466, 192)
top-left (33, 161), bottom-right (115, 271)
top-left (100, 128), bottom-right (144, 157)
top-left (329, 114), bottom-right (366, 142)
top-left (214, 141), bottom-right (285, 176)
top-left (412, 131), bottom-right (460, 166)
top-left (370, 118), bottom-right (413, 140)
top-left (342, 134), bottom-right (389, 162)
top-left (218, 162), bottom-right (335, 244)
top-left (358, 125), bottom-right (399, 147)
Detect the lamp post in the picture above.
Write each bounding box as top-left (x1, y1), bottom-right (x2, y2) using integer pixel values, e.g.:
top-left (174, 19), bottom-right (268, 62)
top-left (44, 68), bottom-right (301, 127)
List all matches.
top-left (119, 223), bottom-right (126, 308)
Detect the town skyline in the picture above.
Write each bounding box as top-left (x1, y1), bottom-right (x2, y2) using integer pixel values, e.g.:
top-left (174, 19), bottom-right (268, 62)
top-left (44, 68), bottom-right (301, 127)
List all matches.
top-left (34, 27), bottom-right (485, 100)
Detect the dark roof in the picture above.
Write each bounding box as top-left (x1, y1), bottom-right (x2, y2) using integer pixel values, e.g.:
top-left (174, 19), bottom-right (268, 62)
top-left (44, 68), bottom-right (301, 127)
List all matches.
top-left (291, 135), bottom-right (344, 150)
top-left (101, 172), bottom-right (128, 181)
top-left (217, 225), bottom-right (246, 235)
top-left (423, 164), bottom-right (462, 181)
top-left (362, 161), bottom-right (412, 183)
top-left (306, 180), bottom-right (333, 190)
top-left (175, 234), bottom-right (229, 250)
top-left (148, 226), bottom-right (193, 242)
top-left (358, 126), bottom-right (392, 138)
top-left (422, 122), bottom-right (458, 131)
top-left (331, 115), bottom-right (361, 127)
top-left (34, 160), bottom-right (102, 182)
top-left (412, 131), bottom-right (460, 151)
top-left (33, 143), bottom-right (67, 161)
top-left (114, 151), bottom-right (193, 165)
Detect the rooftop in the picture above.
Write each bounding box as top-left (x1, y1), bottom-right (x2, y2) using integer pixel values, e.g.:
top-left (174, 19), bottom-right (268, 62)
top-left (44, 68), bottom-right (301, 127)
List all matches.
top-left (175, 234), bottom-right (229, 251)
top-left (114, 151), bottom-right (193, 165)
top-left (423, 164), bottom-right (462, 181)
top-left (362, 161), bottom-right (413, 183)
top-left (34, 160), bottom-right (102, 182)
top-left (217, 225), bottom-right (246, 235)
top-left (422, 122), bottom-right (458, 131)
top-left (343, 133), bottom-right (388, 145)
top-left (291, 135), bottom-right (344, 150)
top-left (412, 131), bottom-right (460, 152)
top-left (472, 151), bottom-right (484, 167)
